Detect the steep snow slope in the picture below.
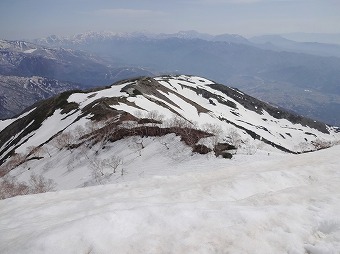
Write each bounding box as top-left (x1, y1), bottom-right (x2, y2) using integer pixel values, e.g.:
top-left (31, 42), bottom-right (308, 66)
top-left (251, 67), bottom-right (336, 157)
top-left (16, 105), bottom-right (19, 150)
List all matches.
top-left (1, 144), bottom-right (339, 254)
top-left (0, 108), bottom-right (36, 132)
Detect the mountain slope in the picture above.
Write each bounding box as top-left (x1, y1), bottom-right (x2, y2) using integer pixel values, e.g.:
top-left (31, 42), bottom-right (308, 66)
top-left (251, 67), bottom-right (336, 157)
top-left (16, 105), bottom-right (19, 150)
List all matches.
top-left (0, 75), bottom-right (339, 192)
top-left (0, 39), bottom-right (154, 87)
top-left (0, 75), bottom-right (80, 119)
top-left (0, 39), bottom-right (110, 85)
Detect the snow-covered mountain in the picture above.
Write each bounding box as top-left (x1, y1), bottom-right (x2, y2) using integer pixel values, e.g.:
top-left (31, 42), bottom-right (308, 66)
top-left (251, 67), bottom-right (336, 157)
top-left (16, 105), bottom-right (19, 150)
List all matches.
top-left (1, 75), bottom-right (340, 253)
top-left (0, 75), bottom-right (339, 191)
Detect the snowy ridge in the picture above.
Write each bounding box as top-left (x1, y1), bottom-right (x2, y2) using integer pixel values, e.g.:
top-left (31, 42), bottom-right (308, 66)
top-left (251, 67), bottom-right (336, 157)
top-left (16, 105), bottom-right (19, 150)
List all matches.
top-left (0, 75), bottom-right (339, 186)
top-left (67, 75), bottom-right (338, 152)
top-left (0, 75), bottom-right (339, 162)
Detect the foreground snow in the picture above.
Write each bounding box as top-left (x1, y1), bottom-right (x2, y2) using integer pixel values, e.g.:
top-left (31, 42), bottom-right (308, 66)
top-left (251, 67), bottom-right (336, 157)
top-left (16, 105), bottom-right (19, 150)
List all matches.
top-left (1, 146), bottom-right (340, 253)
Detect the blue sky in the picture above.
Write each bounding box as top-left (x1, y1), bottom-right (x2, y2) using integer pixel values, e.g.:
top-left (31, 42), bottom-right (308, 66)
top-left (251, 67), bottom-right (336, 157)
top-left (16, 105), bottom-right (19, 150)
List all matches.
top-left (1, 0), bottom-right (339, 40)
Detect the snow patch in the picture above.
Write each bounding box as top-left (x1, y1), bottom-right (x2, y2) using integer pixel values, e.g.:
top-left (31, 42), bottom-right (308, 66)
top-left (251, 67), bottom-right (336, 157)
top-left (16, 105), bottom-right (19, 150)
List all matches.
top-left (23, 48), bottom-right (37, 54)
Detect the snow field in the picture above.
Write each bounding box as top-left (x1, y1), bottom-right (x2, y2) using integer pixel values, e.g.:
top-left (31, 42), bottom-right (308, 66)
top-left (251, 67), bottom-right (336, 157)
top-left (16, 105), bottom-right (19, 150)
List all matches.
top-left (1, 145), bottom-right (339, 253)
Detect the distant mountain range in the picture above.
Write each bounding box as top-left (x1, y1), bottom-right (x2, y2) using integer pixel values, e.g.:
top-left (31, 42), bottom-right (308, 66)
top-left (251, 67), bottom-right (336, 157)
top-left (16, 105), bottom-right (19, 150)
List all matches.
top-left (33, 30), bottom-right (250, 47)
top-left (0, 39), bottom-right (153, 87)
top-left (33, 30), bottom-right (340, 58)
top-left (32, 31), bottom-right (340, 126)
top-left (1, 31), bottom-right (340, 126)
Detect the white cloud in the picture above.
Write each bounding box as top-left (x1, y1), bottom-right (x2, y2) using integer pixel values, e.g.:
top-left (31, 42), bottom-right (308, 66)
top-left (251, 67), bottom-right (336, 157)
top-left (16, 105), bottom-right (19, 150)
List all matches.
top-left (92, 8), bottom-right (165, 17)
